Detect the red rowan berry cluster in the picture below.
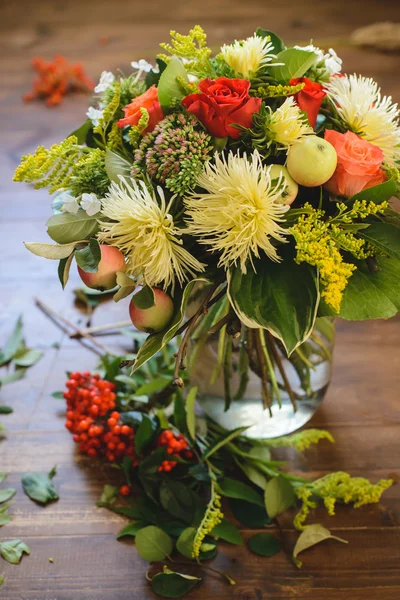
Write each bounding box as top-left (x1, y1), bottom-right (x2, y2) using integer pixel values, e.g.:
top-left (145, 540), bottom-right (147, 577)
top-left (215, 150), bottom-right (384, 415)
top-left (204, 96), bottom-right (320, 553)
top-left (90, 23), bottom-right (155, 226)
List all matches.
top-left (157, 430), bottom-right (193, 472)
top-left (64, 371), bottom-right (138, 464)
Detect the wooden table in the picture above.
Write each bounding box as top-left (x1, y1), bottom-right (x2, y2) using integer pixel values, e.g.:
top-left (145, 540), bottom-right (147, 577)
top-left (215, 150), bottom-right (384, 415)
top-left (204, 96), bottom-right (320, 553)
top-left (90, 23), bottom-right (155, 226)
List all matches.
top-left (1, 0), bottom-right (400, 598)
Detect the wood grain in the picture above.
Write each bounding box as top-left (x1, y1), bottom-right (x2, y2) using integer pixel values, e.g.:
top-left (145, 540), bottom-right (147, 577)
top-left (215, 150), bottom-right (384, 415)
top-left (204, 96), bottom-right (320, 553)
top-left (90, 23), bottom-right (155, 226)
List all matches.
top-left (0, 0), bottom-right (400, 598)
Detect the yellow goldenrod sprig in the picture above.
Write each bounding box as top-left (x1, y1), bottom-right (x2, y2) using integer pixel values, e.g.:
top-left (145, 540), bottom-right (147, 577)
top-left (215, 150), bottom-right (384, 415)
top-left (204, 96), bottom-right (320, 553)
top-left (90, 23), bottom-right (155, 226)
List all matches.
top-left (294, 472), bottom-right (393, 530)
top-left (192, 482), bottom-right (223, 559)
top-left (158, 25), bottom-right (212, 76)
top-left (250, 82), bottom-right (305, 99)
top-left (94, 82), bottom-right (121, 145)
top-left (267, 428), bottom-right (335, 452)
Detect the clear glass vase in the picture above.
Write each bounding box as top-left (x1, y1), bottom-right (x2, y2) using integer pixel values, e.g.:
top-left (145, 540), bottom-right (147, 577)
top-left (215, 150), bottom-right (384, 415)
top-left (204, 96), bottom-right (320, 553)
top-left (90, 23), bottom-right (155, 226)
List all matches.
top-left (189, 317), bottom-right (335, 439)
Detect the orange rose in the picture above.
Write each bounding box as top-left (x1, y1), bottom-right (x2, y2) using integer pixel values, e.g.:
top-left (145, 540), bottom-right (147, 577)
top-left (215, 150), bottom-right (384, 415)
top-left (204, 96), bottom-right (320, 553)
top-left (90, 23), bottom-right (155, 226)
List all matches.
top-left (117, 85), bottom-right (163, 133)
top-left (324, 130), bottom-right (386, 198)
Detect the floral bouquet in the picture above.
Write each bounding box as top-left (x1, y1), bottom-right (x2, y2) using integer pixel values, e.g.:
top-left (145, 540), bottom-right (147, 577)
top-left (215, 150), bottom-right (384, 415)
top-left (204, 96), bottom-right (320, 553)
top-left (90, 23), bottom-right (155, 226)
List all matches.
top-left (14, 25), bottom-right (400, 595)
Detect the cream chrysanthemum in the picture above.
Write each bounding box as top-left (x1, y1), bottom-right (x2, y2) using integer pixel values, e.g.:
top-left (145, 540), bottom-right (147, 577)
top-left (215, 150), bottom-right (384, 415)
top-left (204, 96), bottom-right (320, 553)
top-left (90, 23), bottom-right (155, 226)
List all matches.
top-left (221, 34), bottom-right (278, 79)
top-left (184, 150), bottom-right (289, 272)
top-left (98, 177), bottom-right (204, 289)
top-left (268, 97), bottom-right (314, 149)
top-left (326, 74), bottom-right (400, 166)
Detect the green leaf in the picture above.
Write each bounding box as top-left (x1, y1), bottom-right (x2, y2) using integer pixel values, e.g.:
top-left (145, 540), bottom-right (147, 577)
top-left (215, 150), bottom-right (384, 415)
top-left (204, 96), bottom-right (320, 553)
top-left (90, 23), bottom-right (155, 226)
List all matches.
top-left (105, 148), bottom-right (132, 183)
top-left (13, 348), bottom-right (43, 368)
top-left (159, 480), bottom-right (200, 525)
top-left (0, 316), bottom-right (24, 366)
top-left (132, 285), bottom-right (155, 310)
top-left (0, 406), bottom-right (13, 414)
top-left (240, 463), bottom-right (268, 490)
top-left (203, 426), bottom-right (248, 460)
top-left (0, 540), bottom-right (30, 564)
top-left (132, 278), bottom-right (210, 373)
top-left (248, 532), bottom-right (281, 557)
top-left (69, 119), bottom-right (92, 144)
top-left (0, 474), bottom-right (6, 484)
top-left (185, 387), bottom-right (197, 441)
top-left (269, 48), bottom-right (317, 83)
top-left (212, 519), bottom-right (243, 545)
top-left (145, 58), bottom-right (166, 89)
top-left (0, 512), bottom-right (12, 527)
top-left (116, 520), bottom-right (147, 539)
top-left (157, 56), bottom-right (189, 111)
top-left (348, 177), bottom-right (396, 204)
top-left (74, 238), bottom-right (101, 273)
top-left (359, 223), bottom-right (400, 260)
top-left (218, 478), bottom-right (264, 507)
top-left (135, 525), bottom-right (173, 561)
top-left (0, 489), bottom-right (16, 503)
top-left (134, 376), bottom-right (169, 396)
top-left (0, 574), bottom-right (5, 587)
top-left (293, 523), bottom-right (348, 563)
top-left (58, 253), bottom-right (75, 289)
top-left (0, 369), bottom-right (27, 386)
top-left (51, 391), bottom-right (64, 400)
top-left (24, 241), bottom-right (85, 260)
top-left (151, 568), bottom-right (201, 598)
top-left (174, 391), bottom-right (187, 435)
top-left (114, 271), bottom-right (136, 302)
top-left (264, 475), bottom-right (296, 519)
top-left (97, 484), bottom-right (118, 507)
top-left (228, 253), bottom-right (319, 355)
top-left (135, 415), bottom-right (156, 455)
top-left (176, 527), bottom-right (196, 558)
top-left (21, 469), bottom-right (59, 505)
top-left (46, 210), bottom-right (99, 244)
top-left (230, 498), bottom-right (271, 527)
top-left (330, 256), bottom-right (400, 320)
top-left (255, 28), bottom-right (285, 53)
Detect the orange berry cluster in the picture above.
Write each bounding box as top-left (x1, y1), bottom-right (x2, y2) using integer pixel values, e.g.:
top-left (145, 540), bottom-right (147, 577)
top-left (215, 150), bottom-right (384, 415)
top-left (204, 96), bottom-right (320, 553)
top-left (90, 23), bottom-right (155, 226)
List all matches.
top-left (157, 430), bottom-right (193, 472)
top-left (64, 372), bottom-right (137, 464)
top-left (24, 55), bottom-right (94, 107)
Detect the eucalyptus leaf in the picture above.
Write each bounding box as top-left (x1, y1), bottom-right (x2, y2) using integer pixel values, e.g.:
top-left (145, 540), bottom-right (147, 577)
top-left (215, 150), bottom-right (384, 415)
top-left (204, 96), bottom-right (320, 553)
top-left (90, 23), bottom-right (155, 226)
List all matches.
top-left (218, 478), bottom-right (264, 507)
top-left (13, 348), bottom-right (43, 368)
top-left (0, 474), bottom-right (6, 485)
top-left (229, 498), bottom-right (271, 527)
top-left (21, 468), bottom-right (59, 505)
top-left (151, 568), bottom-right (201, 598)
top-left (228, 253), bottom-right (319, 355)
top-left (248, 532), bottom-right (281, 557)
top-left (134, 376), bottom-right (169, 396)
top-left (0, 316), bottom-right (24, 366)
top-left (293, 523), bottom-right (348, 563)
top-left (0, 513), bottom-right (12, 527)
top-left (0, 369), bottom-right (27, 386)
top-left (58, 253), bottom-right (75, 289)
top-left (176, 527), bottom-right (196, 558)
top-left (159, 480), bottom-right (200, 525)
top-left (114, 271), bottom-right (136, 302)
top-left (212, 519), bottom-right (243, 545)
top-left (203, 426), bottom-right (248, 460)
top-left (157, 56), bottom-right (189, 111)
top-left (240, 463), bottom-right (268, 490)
top-left (185, 386), bottom-right (197, 441)
top-left (105, 148), bottom-right (132, 183)
top-left (74, 238), bottom-right (101, 273)
top-left (0, 540), bottom-right (30, 564)
top-left (132, 286), bottom-right (155, 310)
top-left (24, 241), bottom-right (85, 260)
top-left (46, 210), bottom-right (99, 244)
top-left (135, 525), bottom-right (173, 561)
top-left (116, 520), bottom-right (147, 539)
top-left (264, 475), bottom-right (296, 519)
top-left (70, 119), bottom-right (92, 144)
top-left (0, 406), bottom-right (13, 414)
top-left (0, 575), bottom-right (5, 587)
top-left (269, 48), bottom-right (317, 82)
top-left (0, 489), bottom-right (16, 504)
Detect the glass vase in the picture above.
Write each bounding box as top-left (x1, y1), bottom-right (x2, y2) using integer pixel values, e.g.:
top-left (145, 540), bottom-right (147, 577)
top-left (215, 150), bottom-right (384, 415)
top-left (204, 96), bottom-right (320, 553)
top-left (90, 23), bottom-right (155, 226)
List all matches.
top-left (189, 317), bottom-right (335, 439)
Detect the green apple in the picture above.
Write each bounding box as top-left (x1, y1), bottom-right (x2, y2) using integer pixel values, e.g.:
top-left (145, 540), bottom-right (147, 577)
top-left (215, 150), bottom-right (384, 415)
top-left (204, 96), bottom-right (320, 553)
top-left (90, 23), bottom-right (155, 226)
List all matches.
top-left (268, 164), bottom-right (298, 205)
top-left (129, 287), bottom-right (174, 333)
top-left (77, 244), bottom-right (126, 291)
top-left (286, 136), bottom-right (337, 187)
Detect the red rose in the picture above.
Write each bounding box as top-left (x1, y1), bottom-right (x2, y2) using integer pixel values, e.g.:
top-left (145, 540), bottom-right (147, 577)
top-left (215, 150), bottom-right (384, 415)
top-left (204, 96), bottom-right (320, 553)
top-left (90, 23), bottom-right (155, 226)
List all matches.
top-left (324, 130), bottom-right (386, 198)
top-left (181, 77), bottom-right (261, 139)
top-left (289, 77), bottom-right (326, 128)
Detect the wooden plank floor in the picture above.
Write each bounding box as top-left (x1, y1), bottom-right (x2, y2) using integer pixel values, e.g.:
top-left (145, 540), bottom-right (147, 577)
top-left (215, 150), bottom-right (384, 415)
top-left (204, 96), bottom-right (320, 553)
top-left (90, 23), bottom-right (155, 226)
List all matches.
top-left (1, 1), bottom-right (400, 598)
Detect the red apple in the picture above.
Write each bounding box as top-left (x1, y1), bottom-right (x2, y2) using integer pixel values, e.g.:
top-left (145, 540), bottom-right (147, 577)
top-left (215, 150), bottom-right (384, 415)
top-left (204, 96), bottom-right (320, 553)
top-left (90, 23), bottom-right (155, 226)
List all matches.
top-left (129, 288), bottom-right (174, 333)
top-left (77, 244), bottom-right (126, 291)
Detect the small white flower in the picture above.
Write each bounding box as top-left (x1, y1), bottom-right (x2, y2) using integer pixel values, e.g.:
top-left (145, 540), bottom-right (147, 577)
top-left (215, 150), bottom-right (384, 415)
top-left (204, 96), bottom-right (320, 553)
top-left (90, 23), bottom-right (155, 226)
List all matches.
top-left (324, 48), bottom-right (342, 76)
top-left (131, 59), bottom-right (157, 73)
top-left (295, 44), bottom-right (342, 77)
top-left (80, 193), bottom-right (102, 217)
top-left (86, 106), bottom-right (104, 127)
top-left (188, 74), bottom-right (198, 84)
top-left (94, 71), bottom-right (115, 94)
top-left (61, 193), bottom-right (79, 214)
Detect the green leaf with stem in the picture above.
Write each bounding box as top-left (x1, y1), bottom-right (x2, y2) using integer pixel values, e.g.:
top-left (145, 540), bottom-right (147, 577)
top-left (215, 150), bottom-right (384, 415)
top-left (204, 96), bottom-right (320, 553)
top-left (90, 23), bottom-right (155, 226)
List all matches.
top-left (135, 525), bottom-right (173, 562)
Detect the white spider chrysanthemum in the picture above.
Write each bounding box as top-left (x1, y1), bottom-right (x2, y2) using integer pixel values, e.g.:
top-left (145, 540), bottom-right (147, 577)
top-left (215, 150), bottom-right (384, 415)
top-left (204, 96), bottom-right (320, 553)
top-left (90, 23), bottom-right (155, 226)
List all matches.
top-left (184, 151), bottom-right (289, 273)
top-left (326, 74), bottom-right (400, 166)
top-left (221, 34), bottom-right (279, 78)
top-left (269, 97), bottom-right (314, 149)
top-left (98, 177), bottom-right (204, 289)
top-left (295, 44), bottom-right (342, 78)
